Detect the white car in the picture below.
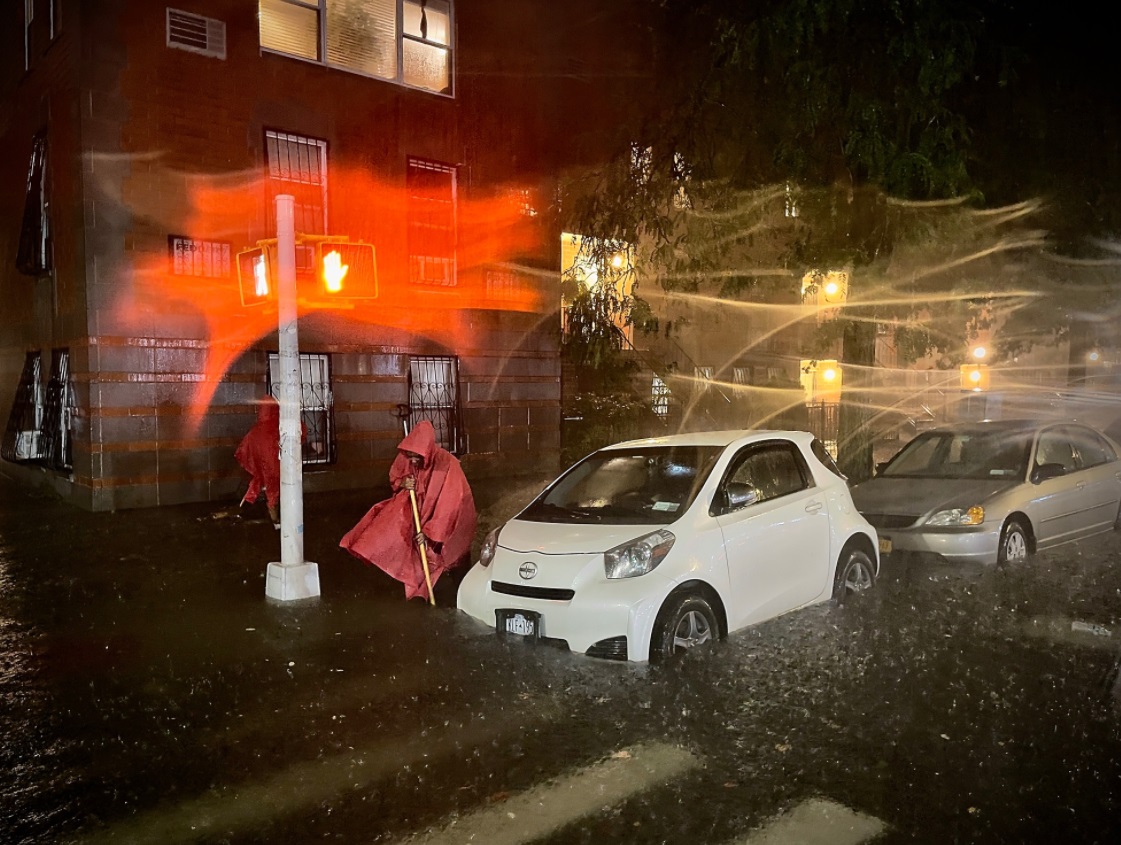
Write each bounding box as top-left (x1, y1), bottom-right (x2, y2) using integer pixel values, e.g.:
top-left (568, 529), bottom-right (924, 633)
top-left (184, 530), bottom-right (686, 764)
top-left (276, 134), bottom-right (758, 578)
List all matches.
top-left (457, 430), bottom-right (879, 662)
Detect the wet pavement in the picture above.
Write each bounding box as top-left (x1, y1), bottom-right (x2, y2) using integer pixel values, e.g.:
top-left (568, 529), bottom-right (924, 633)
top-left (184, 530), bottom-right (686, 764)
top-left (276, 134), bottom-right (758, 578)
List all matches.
top-left (2, 465), bottom-right (1121, 844)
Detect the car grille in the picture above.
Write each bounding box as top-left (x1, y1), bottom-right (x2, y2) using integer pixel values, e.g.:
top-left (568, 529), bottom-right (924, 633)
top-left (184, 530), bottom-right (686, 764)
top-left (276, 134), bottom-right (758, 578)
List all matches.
top-left (586, 636), bottom-right (628, 661)
top-left (491, 581), bottom-right (576, 601)
top-left (862, 513), bottom-right (919, 530)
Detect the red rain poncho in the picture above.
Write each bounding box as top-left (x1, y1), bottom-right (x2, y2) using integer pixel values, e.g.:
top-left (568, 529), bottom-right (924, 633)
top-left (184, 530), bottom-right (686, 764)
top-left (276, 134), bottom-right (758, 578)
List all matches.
top-left (340, 420), bottom-right (477, 600)
top-left (235, 396), bottom-right (281, 510)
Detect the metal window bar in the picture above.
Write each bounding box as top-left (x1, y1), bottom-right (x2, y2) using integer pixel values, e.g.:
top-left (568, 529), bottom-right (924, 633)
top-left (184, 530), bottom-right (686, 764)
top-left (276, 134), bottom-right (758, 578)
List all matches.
top-left (17, 133), bottom-right (51, 276)
top-left (651, 375), bottom-right (671, 418)
top-left (267, 352), bottom-right (336, 465)
top-left (2, 351), bottom-right (44, 463)
top-left (408, 356), bottom-right (460, 452)
top-left (41, 349), bottom-right (73, 470)
top-left (265, 131), bottom-right (327, 273)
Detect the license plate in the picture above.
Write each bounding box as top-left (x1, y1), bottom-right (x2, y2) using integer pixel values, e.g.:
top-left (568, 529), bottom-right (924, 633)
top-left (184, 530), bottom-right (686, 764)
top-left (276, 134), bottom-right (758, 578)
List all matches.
top-left (878, 536), bottom-right (893, 554)
top-left (497, 610), bottom-right (539, 638)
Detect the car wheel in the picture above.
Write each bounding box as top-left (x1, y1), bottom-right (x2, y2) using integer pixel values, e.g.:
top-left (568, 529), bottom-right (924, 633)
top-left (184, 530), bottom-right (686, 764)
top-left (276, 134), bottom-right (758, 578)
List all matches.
top-left (832, 548), bottom-right (875, 606)
top-left (651, 594), bottom-right (718, 661)
top-left (998, 519), bottom-right (1029, 566)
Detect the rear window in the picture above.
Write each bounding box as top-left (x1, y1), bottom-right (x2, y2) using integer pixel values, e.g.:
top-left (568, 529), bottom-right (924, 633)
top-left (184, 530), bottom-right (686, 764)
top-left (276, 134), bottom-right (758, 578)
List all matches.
top-left (810, 438), bottom-right (845, 479)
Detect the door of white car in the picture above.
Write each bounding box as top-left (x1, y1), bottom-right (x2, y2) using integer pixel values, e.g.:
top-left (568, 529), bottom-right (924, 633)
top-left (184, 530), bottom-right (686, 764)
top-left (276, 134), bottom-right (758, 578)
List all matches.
top-left (714, 441), bottom-right (831, 630)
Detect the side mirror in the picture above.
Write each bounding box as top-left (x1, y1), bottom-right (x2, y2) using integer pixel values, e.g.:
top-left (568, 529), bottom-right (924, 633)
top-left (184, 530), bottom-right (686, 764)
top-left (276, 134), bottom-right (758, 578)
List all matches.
top-left (1031, 462), bottom-right (1066, 484)
top-left (722, 482), bottom-right (761, 512)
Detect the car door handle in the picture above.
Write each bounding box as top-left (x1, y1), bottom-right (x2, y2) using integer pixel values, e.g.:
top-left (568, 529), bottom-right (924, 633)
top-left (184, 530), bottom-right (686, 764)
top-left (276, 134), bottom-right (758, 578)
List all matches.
top-left (1077, 481), bottom-right (1087, 490)
top-left (805, 501), bottom-right (823, 513)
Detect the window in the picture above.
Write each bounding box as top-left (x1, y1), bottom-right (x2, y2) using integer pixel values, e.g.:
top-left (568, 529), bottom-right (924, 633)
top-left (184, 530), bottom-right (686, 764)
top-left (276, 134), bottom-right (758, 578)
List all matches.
top-left (267, 352), bottom-right (336, 465)
top-left (265, 130), bottom-right (327, 272)
top-left (694, 366), bottom-right (713, 392)
top-left (41, 349), bottom-right (74, 471)
top-left (259, 0), bottom-right (454, 95)
top-left (17, 133), bottom-right (52, 277)
top-left (651, 375), bottom-right (670, 418)
top-left (408, 356), bottom-right (460, 452)
top-left (168, 236), bottom-right (231, 278)
top-left (724, 443), bottom-right (811, 505)
top-left (733, 367), bottom-right (750, 385)
top-left (2, 352), bottom-right (43, 463)
top-left (50, 0), bottom-right (61, 39)
top-left (24, 0), bottom-right (34, 71)
top-left (407, 158), bottom-right (456, 286)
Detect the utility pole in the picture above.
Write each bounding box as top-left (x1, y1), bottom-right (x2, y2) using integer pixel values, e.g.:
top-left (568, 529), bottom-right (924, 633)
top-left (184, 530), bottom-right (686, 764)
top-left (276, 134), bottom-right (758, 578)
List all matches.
top-left (265, 194), bottom-right (321, 601)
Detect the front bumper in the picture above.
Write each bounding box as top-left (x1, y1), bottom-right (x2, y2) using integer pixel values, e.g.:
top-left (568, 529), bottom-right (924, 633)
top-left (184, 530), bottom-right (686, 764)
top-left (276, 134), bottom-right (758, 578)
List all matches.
top-left (456, 562), bottom-right (675, 662)
top-left (877, 523), bottom-right (1003, 565)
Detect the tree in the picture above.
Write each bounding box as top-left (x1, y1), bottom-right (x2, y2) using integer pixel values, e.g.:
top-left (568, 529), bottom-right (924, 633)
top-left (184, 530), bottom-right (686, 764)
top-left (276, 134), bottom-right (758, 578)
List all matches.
top-left (560, 0), bottom-right (1091, 481)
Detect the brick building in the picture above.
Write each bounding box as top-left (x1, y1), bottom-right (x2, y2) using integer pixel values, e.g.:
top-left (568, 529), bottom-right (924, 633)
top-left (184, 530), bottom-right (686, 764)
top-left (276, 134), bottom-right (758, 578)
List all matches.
top-left (0, 0), bottom-right (649, 509)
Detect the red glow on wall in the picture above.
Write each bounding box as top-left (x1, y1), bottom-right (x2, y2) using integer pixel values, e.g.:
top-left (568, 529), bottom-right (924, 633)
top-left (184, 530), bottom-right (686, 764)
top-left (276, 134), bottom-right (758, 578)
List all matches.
top-left (119, 165), bottom-right (552, 433)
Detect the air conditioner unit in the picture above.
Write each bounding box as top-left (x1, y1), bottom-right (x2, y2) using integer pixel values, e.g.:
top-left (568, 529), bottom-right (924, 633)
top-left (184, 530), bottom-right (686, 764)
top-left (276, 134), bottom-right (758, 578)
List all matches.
top-left (15, 430), bottom-right (42, 460)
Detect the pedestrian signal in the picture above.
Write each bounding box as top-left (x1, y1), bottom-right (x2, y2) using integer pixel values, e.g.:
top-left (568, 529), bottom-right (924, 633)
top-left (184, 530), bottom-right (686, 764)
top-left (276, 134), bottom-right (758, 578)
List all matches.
top-left (316, 241), bottom-right (378, 299)
top-left (960, 364), bottom-right (990, 391)
top-left (236, 246), bottom-right (273, 306)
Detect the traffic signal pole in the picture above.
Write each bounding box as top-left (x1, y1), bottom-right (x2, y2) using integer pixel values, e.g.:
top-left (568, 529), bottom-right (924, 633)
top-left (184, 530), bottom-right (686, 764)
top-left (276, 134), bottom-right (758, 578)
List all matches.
top-left (265, 194), bottom-right (321, 602)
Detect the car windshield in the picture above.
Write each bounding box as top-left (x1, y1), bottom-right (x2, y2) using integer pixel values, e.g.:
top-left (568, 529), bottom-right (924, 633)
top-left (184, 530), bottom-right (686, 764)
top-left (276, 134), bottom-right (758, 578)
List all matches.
top-left (880, 429), bottom-right (1032, 480)
top-left (519, 445), bottom-right (723, 525)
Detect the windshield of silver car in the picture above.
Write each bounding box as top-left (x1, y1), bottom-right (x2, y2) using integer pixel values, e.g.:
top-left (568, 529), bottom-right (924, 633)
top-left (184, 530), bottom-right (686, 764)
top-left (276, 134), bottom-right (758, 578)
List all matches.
top-left (880, 430), bottom-right (1032, 480)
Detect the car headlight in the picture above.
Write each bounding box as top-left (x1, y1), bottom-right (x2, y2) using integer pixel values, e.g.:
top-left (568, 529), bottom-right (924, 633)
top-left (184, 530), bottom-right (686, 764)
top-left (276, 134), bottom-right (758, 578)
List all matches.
top-left (925, 506), bottom-right (985, 526)
top-left (479, 527), bottom-right (501, 567)
top-left (604, 530), bottom-right (675, 579)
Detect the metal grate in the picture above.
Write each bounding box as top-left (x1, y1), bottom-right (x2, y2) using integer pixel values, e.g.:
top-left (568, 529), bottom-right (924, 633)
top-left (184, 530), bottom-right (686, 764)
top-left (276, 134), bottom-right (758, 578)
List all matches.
top-left (166, 8), bottom-right (227, 60)
top-left (651, 375), bottom-right (671, 418)
top-left (2, 352), bottom-right (43, 463)
top-left (40, 349), bottom-right (73, 470)
top-left (267, 352), bottom-right (335, 465)
top-left (265, 131), bottom-right (327, 273)
top-left (408, 355), bottom-right (460, 452)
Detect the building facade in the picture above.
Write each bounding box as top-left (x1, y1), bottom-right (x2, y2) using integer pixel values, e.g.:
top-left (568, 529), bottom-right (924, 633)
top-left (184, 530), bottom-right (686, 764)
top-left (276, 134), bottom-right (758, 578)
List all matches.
top-left (1, 0), bottom-right (646, 510)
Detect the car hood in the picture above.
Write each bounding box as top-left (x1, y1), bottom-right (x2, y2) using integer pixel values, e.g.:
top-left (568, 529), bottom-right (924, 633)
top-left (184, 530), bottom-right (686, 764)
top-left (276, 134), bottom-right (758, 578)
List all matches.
top-left (498, 518), bottom-right (671, 555)
top-left (850, 476), bottom-right (1017, 517)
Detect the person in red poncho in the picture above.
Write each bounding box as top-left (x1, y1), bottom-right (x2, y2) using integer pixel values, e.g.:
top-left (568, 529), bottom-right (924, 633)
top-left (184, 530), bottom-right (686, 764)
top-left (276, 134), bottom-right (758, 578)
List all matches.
top-left (340, 420), bottom-right (477, 601)
top-left (235, 395), bottom-right (283, 524)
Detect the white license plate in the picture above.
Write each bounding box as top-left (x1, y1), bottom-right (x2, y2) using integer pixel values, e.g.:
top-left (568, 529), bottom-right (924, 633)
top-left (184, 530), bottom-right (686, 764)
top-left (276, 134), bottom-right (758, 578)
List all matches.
top-left (503, 612), bottom-right (537, 637)
top-left (878, 536), bottom-right (893, 554)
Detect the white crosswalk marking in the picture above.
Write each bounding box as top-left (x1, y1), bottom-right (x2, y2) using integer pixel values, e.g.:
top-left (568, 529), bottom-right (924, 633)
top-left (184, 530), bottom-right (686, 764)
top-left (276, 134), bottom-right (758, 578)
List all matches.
top-left (78, 703), bottom-right (561, 845)
top-left (402, 743), bottom-right (699, 845)
top-left (734, 797), bottom-right (886, 845)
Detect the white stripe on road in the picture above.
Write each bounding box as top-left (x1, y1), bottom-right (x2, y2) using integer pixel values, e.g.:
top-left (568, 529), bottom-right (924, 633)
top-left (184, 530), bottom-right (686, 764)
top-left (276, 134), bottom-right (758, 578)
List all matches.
top-left (78, 703), bottom-right (561, 845)
top-left (402, 743), bottom-right (699, 845)
top-left (734, 797), bottom-right (886, 845)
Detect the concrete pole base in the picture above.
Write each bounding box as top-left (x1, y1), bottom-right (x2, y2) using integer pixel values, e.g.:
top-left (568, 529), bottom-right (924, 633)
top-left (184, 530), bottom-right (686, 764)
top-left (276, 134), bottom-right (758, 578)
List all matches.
top-left (265, 561), bottom-right (321, 601)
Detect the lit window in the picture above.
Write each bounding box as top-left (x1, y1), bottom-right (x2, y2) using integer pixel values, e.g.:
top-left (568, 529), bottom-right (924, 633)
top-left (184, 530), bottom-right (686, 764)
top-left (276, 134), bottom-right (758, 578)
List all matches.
top-left (407, 158), bottom-right (457, 286)
top-left (267, 352), bottom-right (335, 465)
top-left (259, 0), bottom-right (454, 95)
top-left (409, 356), bottom-right (460, 452)
top-left (17, 133), bottom-right (52, 277)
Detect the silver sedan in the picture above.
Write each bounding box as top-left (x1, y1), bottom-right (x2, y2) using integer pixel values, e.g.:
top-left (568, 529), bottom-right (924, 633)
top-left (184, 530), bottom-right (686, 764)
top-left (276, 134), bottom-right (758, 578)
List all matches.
top-left (850, 419), bottom-right (1121, 565)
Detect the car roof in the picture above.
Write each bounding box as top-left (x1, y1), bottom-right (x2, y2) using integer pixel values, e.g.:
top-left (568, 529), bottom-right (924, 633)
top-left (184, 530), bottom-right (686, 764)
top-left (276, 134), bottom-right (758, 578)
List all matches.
top-left (599, 429), bottom-right (814, 450)
top-left (923, 418), bottom-right (1092, 436)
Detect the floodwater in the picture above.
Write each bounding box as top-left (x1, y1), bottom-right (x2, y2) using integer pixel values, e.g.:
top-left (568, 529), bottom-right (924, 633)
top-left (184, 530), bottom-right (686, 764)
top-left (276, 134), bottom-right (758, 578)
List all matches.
top-left (2, 470), bottom-right (1120, 844)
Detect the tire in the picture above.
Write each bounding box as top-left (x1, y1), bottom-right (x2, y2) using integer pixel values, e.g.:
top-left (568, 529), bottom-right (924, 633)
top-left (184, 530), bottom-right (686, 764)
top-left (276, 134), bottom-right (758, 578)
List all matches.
top-left (651, 594), bottom-right (719, 662)
top-left (832, 548), bottom-right (876, 606)
top-left (998, 519), bottom-right (1029, 566)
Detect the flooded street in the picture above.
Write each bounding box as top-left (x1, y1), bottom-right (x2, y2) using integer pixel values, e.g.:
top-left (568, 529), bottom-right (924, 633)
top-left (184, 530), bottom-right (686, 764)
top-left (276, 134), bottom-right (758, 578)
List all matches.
top-left (2, 472), bottom-right (1120, 844)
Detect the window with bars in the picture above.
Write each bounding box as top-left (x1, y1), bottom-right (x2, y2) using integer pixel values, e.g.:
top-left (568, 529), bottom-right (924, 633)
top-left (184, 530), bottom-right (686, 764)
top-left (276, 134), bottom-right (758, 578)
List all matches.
top-left (267, 352), bottom-right (336, 465)
top-left (168, 236), bottom-right (231, 278)
top-left (1, 349), bottom-right (73, 470)
top-left (733, 367), bottom-right (751, 385)
top-left (24, 0), bottom-right (34, 70)
top-left (694, 366), bottom-right (713, 392)
top-left (408, 356), bottom-right (460, 452)
top-left (651, 375), bottom-right (671, 418)
top-left (407, 158), bottom-right (457, 286)
top-left (259, 0), bottom-right (453, 95)
top-left (265, 130), bottom-right (327, 272)
top-left (17, 133), bottom-right (52, 277)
